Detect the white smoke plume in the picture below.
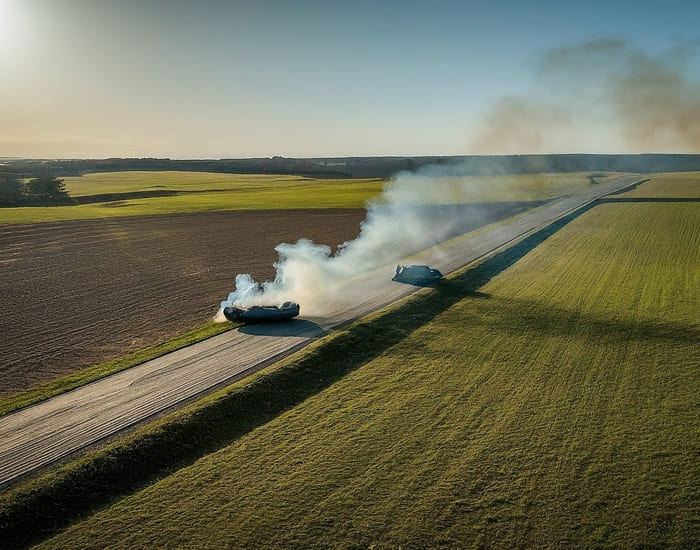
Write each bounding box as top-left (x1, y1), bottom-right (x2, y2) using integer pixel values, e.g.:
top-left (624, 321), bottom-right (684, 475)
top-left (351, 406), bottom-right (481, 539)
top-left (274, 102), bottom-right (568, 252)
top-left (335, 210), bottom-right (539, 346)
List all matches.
top-left (218, 38), bottom-right (699, 321)
top-left (217, 163), bottom-right (503, 320)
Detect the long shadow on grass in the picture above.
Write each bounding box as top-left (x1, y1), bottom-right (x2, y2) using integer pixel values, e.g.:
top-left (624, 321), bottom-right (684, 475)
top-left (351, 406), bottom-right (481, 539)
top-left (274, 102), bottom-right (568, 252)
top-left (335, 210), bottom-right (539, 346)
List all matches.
top-left (474, 296), bottom-right (699, 345)
top-left (0, 201), bottom-right (594, 549)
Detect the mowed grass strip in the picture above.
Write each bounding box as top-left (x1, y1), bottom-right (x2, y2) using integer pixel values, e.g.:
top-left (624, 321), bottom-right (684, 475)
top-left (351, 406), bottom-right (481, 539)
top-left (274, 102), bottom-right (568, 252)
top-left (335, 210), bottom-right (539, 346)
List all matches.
top-left (29, 179), bottom-right (698, 548)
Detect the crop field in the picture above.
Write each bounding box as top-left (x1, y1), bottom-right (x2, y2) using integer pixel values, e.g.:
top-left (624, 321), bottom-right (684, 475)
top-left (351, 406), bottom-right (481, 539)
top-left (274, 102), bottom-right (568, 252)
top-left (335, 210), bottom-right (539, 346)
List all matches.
top-left (1, 172), bottom-right (384, 224)
top-left (60, 170), bottom-right (610, 200)
top-left (0, 170), bottom-right (611, 225)
top-left (610, 170), bottom-right (700, 198)
top-left (29, 174), bottom-right (698, 548)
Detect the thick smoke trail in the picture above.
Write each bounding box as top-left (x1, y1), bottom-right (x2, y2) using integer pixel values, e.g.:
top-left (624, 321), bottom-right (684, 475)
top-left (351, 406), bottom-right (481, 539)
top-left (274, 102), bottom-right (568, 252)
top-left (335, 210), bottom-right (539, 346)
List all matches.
top-left (472, 39), bottom-right (700, 154)
top-left (218, 38), bottom-right (699, 320)
top-left (217, 163), bottom-right (504, 319)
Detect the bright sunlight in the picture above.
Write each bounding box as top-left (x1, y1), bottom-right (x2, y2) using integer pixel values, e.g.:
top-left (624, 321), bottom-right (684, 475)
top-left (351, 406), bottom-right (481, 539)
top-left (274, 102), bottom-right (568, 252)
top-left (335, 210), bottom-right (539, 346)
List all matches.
top-left (0, 0), bottom-right (26, 60)
top-left (0, 0), bottom-right (15, 48)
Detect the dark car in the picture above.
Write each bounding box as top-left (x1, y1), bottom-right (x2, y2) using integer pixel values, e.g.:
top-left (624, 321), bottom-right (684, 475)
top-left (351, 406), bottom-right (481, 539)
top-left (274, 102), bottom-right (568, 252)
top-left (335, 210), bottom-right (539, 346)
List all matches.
top-left (223, 301), bottom-right (300, 324)
top-left (392, 264), bottom-right (443, 285)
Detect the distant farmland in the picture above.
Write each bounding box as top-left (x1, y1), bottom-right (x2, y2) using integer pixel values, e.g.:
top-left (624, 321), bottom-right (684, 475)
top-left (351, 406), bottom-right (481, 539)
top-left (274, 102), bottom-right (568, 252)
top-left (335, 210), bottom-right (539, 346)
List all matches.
top-left (1, 170), bottom-right (610, 224)
top-left (0, 172), bottom-right (384, 224)
top-left (33, 173), bottom-right (698, 548)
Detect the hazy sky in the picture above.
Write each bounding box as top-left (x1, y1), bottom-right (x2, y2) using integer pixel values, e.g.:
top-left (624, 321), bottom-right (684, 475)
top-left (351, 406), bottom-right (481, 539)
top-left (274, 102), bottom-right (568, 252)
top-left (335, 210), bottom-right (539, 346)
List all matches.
top-left (1, 0), bottom-right (698, 159)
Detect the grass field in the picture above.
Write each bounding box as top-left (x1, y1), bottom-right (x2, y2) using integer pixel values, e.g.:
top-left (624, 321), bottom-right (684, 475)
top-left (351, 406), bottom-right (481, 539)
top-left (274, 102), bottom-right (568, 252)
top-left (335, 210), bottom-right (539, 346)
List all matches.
top-left (0, 171), bottom-right (615, 224)
top-left (613, 171), bottom-right (700, 198)
top-left (0, 172), bottom-right (384, 224)
top-left (61, 170), bottom-right (614, 200)
top-left (31, 175), bottom-right (698, 548)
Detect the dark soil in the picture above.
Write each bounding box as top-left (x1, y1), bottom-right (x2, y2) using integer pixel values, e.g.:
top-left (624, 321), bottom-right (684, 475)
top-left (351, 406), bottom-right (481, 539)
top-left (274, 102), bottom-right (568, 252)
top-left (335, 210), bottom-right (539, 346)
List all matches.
top-left (0, 209), bottom-right (365, 396)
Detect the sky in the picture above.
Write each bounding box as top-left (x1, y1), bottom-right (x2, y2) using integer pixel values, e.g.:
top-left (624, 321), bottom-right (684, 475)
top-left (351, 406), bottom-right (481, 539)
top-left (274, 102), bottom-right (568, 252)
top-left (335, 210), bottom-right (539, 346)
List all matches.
top-left (1, 0), bottom-right (698, 159)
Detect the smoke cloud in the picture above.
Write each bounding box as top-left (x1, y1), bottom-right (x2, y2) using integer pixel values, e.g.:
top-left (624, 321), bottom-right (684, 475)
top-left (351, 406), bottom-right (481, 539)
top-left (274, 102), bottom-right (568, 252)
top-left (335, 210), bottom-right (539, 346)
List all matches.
top-left (217, 163), bottom-right (515, 320)
top-left (472, 38), bottom-right (700, 154)
top-left (218, 38), bottom-right (699, 320)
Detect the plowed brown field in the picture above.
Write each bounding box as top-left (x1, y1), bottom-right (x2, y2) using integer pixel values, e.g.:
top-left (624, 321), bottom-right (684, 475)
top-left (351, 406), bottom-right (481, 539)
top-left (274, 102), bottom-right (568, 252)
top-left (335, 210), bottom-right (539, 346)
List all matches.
top-left (0, 209), bottom-right (365, 396)
top-left (0, 201), bottom-right (547, 398)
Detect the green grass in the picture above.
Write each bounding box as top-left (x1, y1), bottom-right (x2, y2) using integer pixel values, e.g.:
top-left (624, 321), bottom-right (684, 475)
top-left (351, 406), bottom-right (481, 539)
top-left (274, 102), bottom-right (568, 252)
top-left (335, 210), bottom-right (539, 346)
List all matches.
top-left (0, 171), bottom-right (616, 224)
top-left (0, 172), bottom-right (385, 224)
top-left (0, 322), bottom-right (236, 417)
top-left (21, 174), bottom-right (698, 549)
top-left (62, 171), bottom-right (308, 196)
top-left (615, 171), bottom-right (700, 198)
top-left (61, 170), bottom-right (614, 199)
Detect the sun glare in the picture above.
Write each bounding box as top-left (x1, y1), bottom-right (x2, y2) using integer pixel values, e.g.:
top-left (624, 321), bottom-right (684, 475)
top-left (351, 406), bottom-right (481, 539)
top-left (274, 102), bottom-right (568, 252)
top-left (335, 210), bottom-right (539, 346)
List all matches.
top-left (0, 0), bottom-right (21, 58)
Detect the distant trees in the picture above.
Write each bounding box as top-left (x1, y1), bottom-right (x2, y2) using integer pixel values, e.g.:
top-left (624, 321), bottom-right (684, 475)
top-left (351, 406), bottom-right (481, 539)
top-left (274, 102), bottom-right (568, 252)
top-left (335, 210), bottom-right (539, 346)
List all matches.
top-left (26, 173), bottom-right (70, 203)
top-left (0, 172), bottom-right (26, 206)
top-left (0, 168), bottom-right (72, 207)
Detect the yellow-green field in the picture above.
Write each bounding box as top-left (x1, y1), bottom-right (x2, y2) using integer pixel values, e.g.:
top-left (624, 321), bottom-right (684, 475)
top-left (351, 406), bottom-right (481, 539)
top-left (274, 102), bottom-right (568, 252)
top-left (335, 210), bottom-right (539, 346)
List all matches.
top-left (62, 171), bottom-right (302, 196)
top-left (616, 171), bottom-right (700, 198)
top-left (33, 175), bottom-right (698, 548)
top-left (61, 170), bottom-right (615, 200)
top-left (0, 170), bottom-right (618, 224)
top-left (0, 172), bottom-right (384, 224)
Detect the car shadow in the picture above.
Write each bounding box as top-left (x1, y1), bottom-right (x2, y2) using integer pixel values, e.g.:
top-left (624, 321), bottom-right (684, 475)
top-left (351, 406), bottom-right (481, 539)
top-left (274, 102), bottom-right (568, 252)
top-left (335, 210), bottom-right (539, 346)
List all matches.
top-left (237, 319), bottom-right (327, 338)
top-left (392, 279), bottom-right (441, 288)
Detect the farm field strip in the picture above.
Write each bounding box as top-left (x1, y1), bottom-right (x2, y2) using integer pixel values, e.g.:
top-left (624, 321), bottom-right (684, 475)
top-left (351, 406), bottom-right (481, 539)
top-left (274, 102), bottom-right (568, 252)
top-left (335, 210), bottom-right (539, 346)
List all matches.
top-left (1, 173), bottom-right (385, 224)
top-left (608, 170), bottom-right (700, 198)
top-left (0, 174), bottom-right (642, 486)
top-left (61, 171), bottom-right (378, 196)
top-left (32, 174), bottom-right (699, 549)
top-left (60, 170), bottom-right (605, 199)
top-left (0, 171), bottom-right (615, 225)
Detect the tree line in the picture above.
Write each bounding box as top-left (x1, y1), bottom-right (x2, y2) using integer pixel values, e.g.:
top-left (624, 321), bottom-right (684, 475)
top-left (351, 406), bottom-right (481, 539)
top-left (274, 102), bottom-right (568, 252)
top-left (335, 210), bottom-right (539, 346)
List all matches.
top-left (6, 154), bottom-right (700, 181)
top-left (0, 169), bottom-right (71, 207)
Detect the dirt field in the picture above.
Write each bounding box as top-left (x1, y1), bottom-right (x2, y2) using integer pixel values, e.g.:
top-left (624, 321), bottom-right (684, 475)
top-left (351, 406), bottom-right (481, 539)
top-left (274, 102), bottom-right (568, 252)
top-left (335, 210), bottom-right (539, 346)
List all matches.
top-left (0, 202), bottom-right (544, 397)
top-left (0, 209), bottom-right (366, 396)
